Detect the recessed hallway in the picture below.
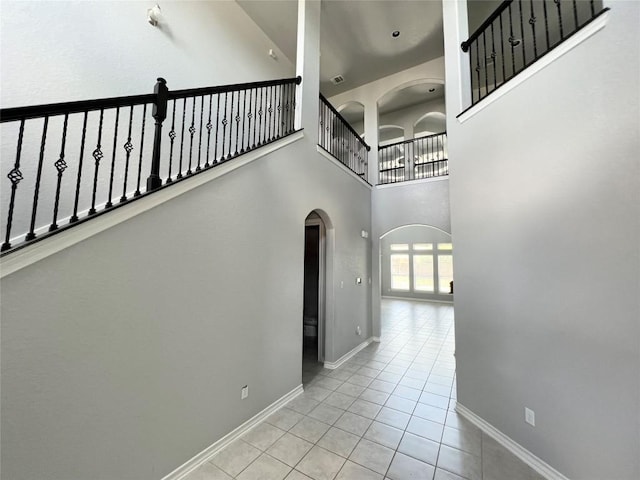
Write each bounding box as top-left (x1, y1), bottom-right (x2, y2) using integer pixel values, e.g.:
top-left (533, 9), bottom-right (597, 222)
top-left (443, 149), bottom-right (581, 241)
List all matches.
top-left (185, 300), bottom-right (544, 480)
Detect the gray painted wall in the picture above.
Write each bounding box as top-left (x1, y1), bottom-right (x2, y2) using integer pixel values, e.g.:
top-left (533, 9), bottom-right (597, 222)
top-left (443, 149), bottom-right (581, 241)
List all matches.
top-left (371, 177), bottom-right (451, 335)
top-left (0, 136), bottom-right (372, 480)
top-left (445, 2), bottom-right (639, 479)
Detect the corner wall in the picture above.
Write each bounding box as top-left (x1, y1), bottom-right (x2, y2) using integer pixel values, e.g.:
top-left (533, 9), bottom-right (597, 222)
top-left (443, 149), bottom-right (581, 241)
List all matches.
top-left (444, 2), bottom-right (640, 479)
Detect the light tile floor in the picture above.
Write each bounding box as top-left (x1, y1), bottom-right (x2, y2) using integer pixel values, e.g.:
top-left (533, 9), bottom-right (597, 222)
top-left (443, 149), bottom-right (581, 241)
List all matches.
top-left (186, 299), bottom-right (546, 480)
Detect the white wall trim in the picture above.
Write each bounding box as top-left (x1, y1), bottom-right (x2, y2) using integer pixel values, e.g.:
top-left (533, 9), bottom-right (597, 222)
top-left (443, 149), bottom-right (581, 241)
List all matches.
top-left (375, 175), bottom-right (449, 190)
top-left (0, 132), bottom-right (304, 278)
top-left (372, 336), bottom-right (381, 343)
top-left (162, 384), bottom-right (304, 480)
top-left (457, 11), bottom-right (609, 124)
top-left (456, 404), bottom-right (571, 480)
top-left (323, 337), bottom-right (373, 370)
top-left (315, 146), bottom-right (373, 190)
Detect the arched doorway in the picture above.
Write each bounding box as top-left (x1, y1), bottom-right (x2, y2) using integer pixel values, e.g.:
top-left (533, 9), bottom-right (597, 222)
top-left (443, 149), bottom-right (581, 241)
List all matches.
top-left (302, 211), bottom-right (328, 384)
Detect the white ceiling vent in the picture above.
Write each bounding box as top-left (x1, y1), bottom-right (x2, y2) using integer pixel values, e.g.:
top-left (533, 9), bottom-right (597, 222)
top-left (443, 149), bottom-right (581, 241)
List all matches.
top-left (331, 75), bottom-right (345, 85)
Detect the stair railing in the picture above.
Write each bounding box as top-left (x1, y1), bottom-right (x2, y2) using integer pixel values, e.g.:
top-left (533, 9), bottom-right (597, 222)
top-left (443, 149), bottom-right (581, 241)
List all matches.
top-left (378, 133), bottom-right (448, 185)
top-left (0, 76), bottom-right (301, 254)
top-left (461, 0), bottom-right (609, 107)
top-left (318, 94), bottom-right (370, 183)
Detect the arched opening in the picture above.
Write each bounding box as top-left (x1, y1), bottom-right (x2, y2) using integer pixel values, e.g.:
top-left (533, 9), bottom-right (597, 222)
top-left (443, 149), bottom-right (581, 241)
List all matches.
top-left (414, 111), bottom-right (446, 137)
top-left (380, 224), bottom-right (454, 302)
top-left (337, 101), bottom-right (365, 137)
top-left (378, 125), bottom-right (405, 146)
top-left (302, 210), bottom-right (333, 385)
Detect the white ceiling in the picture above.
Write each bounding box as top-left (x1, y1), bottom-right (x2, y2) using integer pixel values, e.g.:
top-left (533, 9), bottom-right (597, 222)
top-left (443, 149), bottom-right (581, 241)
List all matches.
top-left (237, 0), bottom-right (444, 97)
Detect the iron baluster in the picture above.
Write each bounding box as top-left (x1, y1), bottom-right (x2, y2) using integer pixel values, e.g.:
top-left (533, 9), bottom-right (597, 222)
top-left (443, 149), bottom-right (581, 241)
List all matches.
top-left (212, 93), bottom-right (220, 163)
top-left (490, 22), bottom-right (498, 91)
top-left (483, 31), bottom-right (489, 97)
top-left (499, 12), bottom-right (507, 85)
top-left (88, 109), bottom-right (104, 215)
top-left (226, 91), bottom-right (234, 159)
top-left (134, 104), bottom-right (147, 196)
top-left (572, 0), bottom-right (579, 29)
top-left (105, 108), bottom-right (120, 208)
top-left (508, 3), bottom-right (517, 77)
top-left (188, 96), bottom-right (196, 173)
top-left (474, 42), bottom-right (482, 104)
top-left (268, 85), bottom-right (274, 142)
top-left (221, 92), bottom-right (228, 158)
top-left (70, 112), bottom-right (88, 222)
top-left (121, 106), bottom-right (135, 201)
top-left (25, 116), bottom-right (50, 240)
top-left (234, 89), bottom-right (241, 156)
top-left (258, 87), bottom-right (264, 146)
top-left (555, 0), bottom-right (564, 41)
top-left (197, 95), bottom-right (204, 171)
top-left (167, 100), bottom-right (177, 183)
top-left (247, 88), bottom-right (254, 149)
top-left (205, 95), bottom-right (213, 168)
top-left (1, 119), bottom-right (26, 251)
top-left (240, 88), bottom-right (247, 153)
top-left (177, 98), bottom-right (186, 179)
top-left (518, 0), bottom-right (527, 66)
top-left (529, 0), bottom-right (538, 59)
top-left (50, 114), bottom-right (69, 230)
top-left (542, 0), bottom-right (551, 50)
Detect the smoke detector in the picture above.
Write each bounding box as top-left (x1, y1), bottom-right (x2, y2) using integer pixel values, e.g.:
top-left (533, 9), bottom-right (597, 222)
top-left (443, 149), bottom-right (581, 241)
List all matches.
top-left (331, 75), bottom-right (345, 85)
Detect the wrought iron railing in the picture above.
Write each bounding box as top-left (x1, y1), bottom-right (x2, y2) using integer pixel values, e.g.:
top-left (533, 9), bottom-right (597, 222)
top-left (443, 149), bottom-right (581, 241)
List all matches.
top-left (461, 0), bottom-right (608, 107)
top-left (0, 76), bottom-right (301, 254)
top-left (318, 94), bottom-right (370, 183)
top-left (378, 133), bottom-right (448, 185)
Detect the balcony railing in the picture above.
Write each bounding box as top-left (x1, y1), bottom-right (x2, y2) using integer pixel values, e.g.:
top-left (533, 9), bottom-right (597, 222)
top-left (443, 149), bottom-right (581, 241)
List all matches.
top-left (461, 0), bottom-right (608, 107)
top-left (378, 133), bottom-right (448, 185)
top-left (318, 94), bottom-right (370, 183)
top-left (1, 76), bottom-right (301, 254)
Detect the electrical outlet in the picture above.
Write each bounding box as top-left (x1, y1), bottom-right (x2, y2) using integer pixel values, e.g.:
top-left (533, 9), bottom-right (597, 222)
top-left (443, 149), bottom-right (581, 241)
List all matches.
top-left (356, 325), bottom-right (361, 336)
top-left (241, 385), bottom-right (249, 400)
top-left (525, 407), bottom-right (535, 426)
top-left (356, 277), bottom-right (362, 285)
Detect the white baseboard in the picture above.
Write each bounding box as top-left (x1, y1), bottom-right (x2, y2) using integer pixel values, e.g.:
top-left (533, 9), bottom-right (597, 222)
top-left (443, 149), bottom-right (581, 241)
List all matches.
top-left (455, 404), bottom-right (570, 480)
top-left (162, 384), bottom-right (304, 480)
top-left (372, 336), bottom-right (381, 343)
top-left (323, 337), bottom-right (373, 370)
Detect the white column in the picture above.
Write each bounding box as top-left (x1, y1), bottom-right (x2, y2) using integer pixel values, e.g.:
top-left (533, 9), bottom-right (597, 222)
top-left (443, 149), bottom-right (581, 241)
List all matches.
top-left (364, 100), bottom-right (379, 184)
top-left (443, 0), bottom-right (471, 118)
top-left (404, 121), bottom-right (415, 180)
top-left (295, 0), bottom-right (321, 145)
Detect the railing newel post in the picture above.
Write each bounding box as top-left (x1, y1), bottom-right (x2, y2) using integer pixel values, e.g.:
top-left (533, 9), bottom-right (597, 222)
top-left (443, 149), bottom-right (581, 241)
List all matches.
top-left (147, 77), bottom-right (168, 191)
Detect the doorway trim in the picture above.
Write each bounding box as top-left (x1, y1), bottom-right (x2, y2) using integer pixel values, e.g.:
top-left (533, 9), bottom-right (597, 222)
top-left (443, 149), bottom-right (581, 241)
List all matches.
top-left (305, 213), bottom-right (326, 363)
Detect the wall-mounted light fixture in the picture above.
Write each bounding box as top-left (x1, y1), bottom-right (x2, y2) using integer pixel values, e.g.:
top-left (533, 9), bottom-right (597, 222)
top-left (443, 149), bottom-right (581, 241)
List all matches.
top-left (148, 4), bottom-right (162, 26)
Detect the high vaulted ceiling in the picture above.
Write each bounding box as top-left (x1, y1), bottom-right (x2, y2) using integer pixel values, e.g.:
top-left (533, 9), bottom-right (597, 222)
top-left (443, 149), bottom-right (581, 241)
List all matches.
top-left (237, 0), bottom-right (444, 97)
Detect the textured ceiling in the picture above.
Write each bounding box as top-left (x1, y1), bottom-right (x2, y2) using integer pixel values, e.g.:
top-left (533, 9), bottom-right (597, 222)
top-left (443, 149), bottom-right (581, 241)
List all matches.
top-left (237, 0), bottom-right (444, 97)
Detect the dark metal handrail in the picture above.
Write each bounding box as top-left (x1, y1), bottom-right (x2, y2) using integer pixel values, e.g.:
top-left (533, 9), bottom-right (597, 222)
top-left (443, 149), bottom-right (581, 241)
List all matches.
top-left (0, 76), bottom-right (301, 254)
top-left (378, 132), bottom-right (448, 185)
top-left (318, 94), bottom-right (370, 184)
top-left (460, 0), bottom-right (608, 107)
top-left (461, 1), bottom-right (513, 52)
top-left (380, 131), bottom-right (446, 150)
